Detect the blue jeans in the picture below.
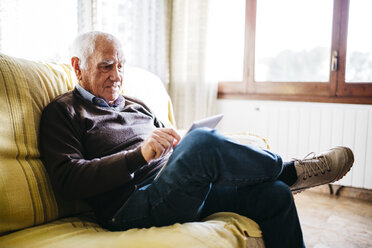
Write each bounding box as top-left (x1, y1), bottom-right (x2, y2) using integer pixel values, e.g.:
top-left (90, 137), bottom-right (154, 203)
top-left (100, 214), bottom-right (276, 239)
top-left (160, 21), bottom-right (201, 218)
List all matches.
top-left (105, 128), bottom-right (305, 248)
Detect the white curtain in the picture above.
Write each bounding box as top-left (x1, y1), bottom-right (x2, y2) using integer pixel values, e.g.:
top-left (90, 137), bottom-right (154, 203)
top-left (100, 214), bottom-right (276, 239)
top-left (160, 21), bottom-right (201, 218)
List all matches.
top-left (84, 0), bottom-right (171, 86)
top-left (77, 0), bottom-right (95, 33)
top-left (169, 0), bottom-right (218, 129)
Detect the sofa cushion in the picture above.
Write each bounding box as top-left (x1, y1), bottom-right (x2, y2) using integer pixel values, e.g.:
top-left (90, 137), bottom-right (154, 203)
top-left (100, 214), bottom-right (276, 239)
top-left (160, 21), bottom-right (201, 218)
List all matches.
top-left (0, 212), bottom-right (264, 248)
top-left (0, 53), bottom-right (90, 234)
top-left (123, 66), bottom-right (176, 127)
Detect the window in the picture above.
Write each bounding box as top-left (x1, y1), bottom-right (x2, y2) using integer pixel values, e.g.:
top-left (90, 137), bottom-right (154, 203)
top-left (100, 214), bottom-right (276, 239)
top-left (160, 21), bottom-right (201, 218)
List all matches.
top-left (0, 0), bottom-right (78, 63)
top-left (218, 0), bottom-right (372, 104)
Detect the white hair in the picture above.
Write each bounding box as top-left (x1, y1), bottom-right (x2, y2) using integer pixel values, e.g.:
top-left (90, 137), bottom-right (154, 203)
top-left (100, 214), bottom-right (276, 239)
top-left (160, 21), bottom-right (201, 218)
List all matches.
top-left (71, 31), bottom-right (117, 69)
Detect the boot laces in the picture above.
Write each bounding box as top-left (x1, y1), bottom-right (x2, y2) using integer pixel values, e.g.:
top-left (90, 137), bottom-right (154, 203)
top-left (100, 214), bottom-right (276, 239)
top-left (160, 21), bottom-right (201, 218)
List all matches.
top-left (293, 152), bottom-right (331, 180)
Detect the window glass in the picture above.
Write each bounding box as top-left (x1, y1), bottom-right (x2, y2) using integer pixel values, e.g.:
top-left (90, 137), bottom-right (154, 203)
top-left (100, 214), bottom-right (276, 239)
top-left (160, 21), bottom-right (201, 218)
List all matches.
top-left (255, 0), bottom-right (333, 82)
top-left (345, 0), bottom-right (372, 83)
top-left (0, 0), bottom-right (77, 63)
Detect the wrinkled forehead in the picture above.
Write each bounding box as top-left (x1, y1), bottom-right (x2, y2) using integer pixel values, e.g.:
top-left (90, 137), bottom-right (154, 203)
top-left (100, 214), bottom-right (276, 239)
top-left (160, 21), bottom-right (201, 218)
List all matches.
top-left (92, 37), bottom-right (125, 64)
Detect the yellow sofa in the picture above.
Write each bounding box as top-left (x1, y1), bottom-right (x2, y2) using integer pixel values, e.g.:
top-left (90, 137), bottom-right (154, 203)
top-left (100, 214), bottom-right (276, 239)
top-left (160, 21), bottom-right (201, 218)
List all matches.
top-left (0, 53), bottom-right (267, 248)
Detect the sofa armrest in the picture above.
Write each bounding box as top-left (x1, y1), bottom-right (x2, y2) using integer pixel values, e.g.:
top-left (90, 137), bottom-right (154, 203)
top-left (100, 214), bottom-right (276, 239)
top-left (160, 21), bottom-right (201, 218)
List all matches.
top-left (177, 129), bottom-right (270, 150)
top-left (223, 132), bottom-right (270, 150)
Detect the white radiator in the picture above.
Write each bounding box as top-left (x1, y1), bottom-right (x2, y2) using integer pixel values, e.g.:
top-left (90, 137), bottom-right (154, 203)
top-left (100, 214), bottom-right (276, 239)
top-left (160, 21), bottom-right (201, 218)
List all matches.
top-left (217, 99), bottom-right (372, 189)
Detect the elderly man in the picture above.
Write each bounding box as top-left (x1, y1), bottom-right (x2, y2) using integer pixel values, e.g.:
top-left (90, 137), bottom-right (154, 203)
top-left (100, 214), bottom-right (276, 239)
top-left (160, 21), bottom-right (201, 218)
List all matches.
top-left (39, 31), bottom-right (354, 248)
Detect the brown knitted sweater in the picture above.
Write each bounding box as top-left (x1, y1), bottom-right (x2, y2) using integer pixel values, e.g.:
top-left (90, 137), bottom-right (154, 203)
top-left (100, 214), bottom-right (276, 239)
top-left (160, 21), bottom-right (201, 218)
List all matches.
top-left (39, 88), bottom-right (167, 221)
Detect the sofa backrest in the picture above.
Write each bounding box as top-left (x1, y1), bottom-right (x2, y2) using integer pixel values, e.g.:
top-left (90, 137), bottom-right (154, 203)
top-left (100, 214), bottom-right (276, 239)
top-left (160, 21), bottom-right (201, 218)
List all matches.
top-left (122, 66), bottom-right (176, 127)
top-left (0, 53), bottom-right (175, 235)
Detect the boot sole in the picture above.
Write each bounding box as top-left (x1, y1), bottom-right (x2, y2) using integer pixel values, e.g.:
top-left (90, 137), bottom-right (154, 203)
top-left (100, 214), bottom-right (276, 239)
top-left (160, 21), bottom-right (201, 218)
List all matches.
top-left (292, 146), bottom-right (354, 194)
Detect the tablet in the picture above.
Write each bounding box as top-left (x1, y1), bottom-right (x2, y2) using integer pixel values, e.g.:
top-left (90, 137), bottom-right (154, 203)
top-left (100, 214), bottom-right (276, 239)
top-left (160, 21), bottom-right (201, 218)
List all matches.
top-left (185, 114), bottom-right (224, 135)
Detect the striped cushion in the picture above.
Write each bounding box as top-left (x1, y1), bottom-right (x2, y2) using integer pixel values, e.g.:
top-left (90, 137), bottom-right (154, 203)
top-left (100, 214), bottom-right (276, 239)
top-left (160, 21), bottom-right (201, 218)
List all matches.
top-left (0, 53), bottom-right (88, 234)
top-left (0, 212), bottom-right (264, 248)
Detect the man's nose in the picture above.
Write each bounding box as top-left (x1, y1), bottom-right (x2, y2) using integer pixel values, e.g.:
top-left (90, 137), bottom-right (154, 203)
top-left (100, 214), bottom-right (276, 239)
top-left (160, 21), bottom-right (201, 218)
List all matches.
top-left (109, 66), bottom-right (121, 81)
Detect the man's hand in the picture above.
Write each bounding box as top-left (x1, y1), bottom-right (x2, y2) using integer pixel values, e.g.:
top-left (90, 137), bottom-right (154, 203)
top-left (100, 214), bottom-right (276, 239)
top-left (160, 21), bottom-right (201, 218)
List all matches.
top-left (141, 128), bottom-right (181, 163)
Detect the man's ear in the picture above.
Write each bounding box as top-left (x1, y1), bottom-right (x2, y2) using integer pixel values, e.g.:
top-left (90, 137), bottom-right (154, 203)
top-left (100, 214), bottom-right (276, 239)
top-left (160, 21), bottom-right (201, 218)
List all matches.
top-left (71, 57), bottom-right (81, 80)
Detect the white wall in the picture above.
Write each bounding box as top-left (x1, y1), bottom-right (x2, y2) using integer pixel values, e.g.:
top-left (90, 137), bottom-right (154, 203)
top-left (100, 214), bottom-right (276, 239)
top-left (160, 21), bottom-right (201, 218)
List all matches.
top-left (217, 99), bottom-right (372, 189)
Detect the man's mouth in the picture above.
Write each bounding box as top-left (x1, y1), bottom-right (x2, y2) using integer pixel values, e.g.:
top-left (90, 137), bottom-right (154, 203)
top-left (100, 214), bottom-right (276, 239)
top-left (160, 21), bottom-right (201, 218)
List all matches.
top-left (106, 84), bottom-right (120, 89)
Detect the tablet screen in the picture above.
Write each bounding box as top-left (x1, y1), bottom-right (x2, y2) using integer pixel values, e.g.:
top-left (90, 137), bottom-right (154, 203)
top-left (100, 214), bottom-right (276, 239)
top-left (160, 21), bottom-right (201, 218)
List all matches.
top-left (185, 114), bottom-right (224, 134)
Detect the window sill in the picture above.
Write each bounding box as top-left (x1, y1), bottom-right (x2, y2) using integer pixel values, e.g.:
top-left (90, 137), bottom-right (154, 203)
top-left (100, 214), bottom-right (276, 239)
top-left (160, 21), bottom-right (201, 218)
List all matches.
top-left (217, 92), bottom-right (372, 105)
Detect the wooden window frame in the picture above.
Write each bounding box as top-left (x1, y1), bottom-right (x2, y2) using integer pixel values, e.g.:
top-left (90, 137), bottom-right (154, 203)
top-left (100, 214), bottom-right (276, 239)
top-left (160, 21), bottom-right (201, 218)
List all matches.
top-left (218, 0), bottom-right (372, 104)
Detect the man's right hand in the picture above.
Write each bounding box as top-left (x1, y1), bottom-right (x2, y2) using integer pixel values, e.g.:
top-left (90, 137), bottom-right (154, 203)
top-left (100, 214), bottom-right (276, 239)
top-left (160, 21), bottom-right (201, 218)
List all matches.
top-left (141, 128), bottom-right (181, 163)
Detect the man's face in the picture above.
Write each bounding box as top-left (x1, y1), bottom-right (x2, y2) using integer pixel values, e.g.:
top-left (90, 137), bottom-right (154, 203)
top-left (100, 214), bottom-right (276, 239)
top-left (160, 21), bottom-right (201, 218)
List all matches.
top-left (80, 38), bottom-right (125, 105)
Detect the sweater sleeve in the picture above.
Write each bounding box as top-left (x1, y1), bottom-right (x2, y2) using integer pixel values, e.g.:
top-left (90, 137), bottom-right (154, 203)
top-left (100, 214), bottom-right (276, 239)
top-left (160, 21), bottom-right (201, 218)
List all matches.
top-left (39, 101), bottom-right (147, 200)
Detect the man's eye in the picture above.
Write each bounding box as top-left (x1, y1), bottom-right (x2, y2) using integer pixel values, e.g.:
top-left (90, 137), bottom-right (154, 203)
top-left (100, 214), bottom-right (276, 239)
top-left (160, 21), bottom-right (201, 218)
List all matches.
top-left (100, 65), bottom-right (113, 71)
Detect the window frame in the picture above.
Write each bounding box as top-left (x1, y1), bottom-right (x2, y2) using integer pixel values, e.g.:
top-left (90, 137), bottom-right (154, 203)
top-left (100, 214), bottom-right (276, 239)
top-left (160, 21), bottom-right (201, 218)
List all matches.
top-left (218, 0), bottom-right (372, 104)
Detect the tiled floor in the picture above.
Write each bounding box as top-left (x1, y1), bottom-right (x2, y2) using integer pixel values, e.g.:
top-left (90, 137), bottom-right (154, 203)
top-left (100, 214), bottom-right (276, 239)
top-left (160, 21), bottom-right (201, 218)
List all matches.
top-left (294, 190), bottom-right (372, 248)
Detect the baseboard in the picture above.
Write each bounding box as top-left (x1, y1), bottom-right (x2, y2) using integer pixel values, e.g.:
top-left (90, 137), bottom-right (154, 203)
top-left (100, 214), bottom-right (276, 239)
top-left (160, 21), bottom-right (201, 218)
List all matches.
top-left (308, 184), bottom-right (372, 202)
